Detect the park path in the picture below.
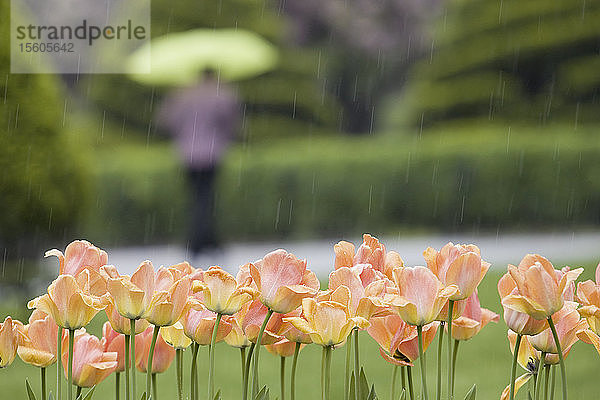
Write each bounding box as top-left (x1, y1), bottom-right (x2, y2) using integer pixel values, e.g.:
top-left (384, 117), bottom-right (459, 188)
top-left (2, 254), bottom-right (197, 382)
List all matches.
top-left (86, 230), bottom-right (600, 276)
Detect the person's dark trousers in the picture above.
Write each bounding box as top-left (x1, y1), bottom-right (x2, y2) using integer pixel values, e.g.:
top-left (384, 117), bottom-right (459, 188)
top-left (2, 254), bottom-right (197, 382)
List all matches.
top-left (187, 167), bottom-right (219, 255)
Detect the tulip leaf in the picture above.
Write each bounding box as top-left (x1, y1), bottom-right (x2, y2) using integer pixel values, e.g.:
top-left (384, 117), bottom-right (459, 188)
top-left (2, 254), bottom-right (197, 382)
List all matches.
top-left (75, 385), bottom-right (96, 400)
top-left (463, 384), bottom-right (476, 400)
top-left (213, 389), bottom-right (222, 400)
top-left (25, 379), bottom-right (38, 400)
top-left (398, 388), bottom-right (406, 400)
top-left (367, 384), bottom-right (378, 400)
top-left (254, 386), bottom-right (270, 400)
top-left (528, 391), bottom-right (533, 400)
top-left (359, 368), bottom-right (370, 399)
top-left (349, 373), bottom-right (356, 400)
top-left (48, 392), bottom-right (55, 400)
top-left (139, 392), bottom-right (148, 400)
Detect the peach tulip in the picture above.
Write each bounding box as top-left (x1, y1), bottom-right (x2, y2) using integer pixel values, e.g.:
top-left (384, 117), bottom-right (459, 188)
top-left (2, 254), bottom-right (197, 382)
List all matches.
top-left (283, 286), bottom-right (369, 347)
top-left (249, 249), bottom-right (319, 314)
top-left (529, 301), bottom-right (586, 354)
top-left (28, 272), bottom-right (106, 330)
top-left (136, 326), bottom-right (175, 373)
top-left (576, 263), bottom-right (600, 335)
top-left (450, 291), bottom-right (499, 341)
top-left (192, 266), bottom-right (256, 315)
top-left (104, 296), bottom-right (149, 335)
top-left (497, 272), bottom-right (548, 335)
top-left (328, 267), bottom-right (389, 321)
top-left (45, 240), bottom-right (108, 276)
top-left (239, 300), bottom-right (287, 345)
top-left (265, 339), bottom-right (302, 358)
top-left (500, 331), bottom-right (573, 400)
top-left (17, 310), bottom-right (58, 368)
top-left (104, 261), bottom-right (155, 321)
top-left (386, 266), bottom-right (458, 326)
top-left (61, 329), bottom-right (118, 387)
top-left (143, 273), bottom-right (191, 327)
top-left (368, 314), bottom-right (438, 366)
top-left (160, 322), bottom-right (192, 350)
top-left (333, 234), bottom-right (402, 283)
top-left (423, 242), bottom-right (489, 301)
top-left (102, 322), bottom-right (127, 372)
top-left (502, 254), bottom-right (582, 320)
top-left (0, 316), bottom-right (24, 368)
top-left (282, 308), bottom-right (313, 344)
top-left (182, 303), bottom-right (232, 345)
top-left (225, 312), bottom-right (252, 348)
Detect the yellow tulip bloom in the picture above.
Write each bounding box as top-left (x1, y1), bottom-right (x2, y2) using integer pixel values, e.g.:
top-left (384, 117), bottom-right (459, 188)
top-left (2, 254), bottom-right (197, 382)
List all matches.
top-left (192, 266), bottom-right (256, 315)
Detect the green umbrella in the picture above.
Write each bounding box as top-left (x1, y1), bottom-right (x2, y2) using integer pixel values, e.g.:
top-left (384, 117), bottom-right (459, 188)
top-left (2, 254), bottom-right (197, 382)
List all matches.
top-left (126, 29), bottom-right (278, 85)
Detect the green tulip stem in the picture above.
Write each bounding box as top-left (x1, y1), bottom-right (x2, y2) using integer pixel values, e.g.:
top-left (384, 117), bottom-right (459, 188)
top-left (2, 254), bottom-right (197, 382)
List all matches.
top-left (451, 339), bottom-right (460, 396)
top-left (152, 373), bottom-right (158, 400)
top-left (57, 327), bottom-right (62, 400)
top-left (191, 343), bottom-right (199, 400)
top-left (41, 367), bottom-right (47, 400)
top-left (176, 349), bottom-right (183, 400)
top-left (354, 328), bottom-right (360, 400)
top-left (345, 334), bottom-right (352, 400)
top-left (508, 334), bottom-right (522, 400)
top-left (535, 352), bottom-right (546, 400)
top-left (446, 301), bottom-right (454, 400)
top-left (547, 317), bottom-right (567, 400)
top-left (436, 322), bottom-right (444, 400)
top-left (407, 366), bottom-right (415, 400)
top-left (280, 356), bottom-right (286, 400)
top-left (208, 313), bottom-right (222, 400)
top-left (251, 309), bottom-right (274, 397)
top-left (291, 342), bottom-right (300, 400)
top-left (417, 325), bottom-right (429, 400)
top-left (242, 343), bottom-right (255, 400)
top-left (130, 319), bottom-right (136, 400)
top-left (391, 365), bottom-right (399, 400)
top-left (116, 372), bottom-right (120, 400)
top-left (145, 325), bottom-right (160, 400)
top-left (125, 334), bottom-right (131, 400)
top-left (68, 329), bottom-right (75, 400)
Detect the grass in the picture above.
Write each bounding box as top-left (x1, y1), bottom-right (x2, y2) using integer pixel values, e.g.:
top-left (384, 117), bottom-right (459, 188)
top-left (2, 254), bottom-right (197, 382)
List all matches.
top-left (1, 267), bottom-right (599, 399)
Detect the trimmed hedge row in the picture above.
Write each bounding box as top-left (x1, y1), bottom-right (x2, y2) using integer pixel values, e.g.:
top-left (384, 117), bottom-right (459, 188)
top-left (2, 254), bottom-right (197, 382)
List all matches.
top-left (395, 0), bottom-right (600, 127)
top-left (216, 123), bottom-right (600, 239)
top-left (83, 123), bottom-right (600, 244)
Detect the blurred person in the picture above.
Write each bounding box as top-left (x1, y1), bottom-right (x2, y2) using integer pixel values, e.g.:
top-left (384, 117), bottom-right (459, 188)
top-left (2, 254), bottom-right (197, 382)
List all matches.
top-left (157, 69), bottom-right (240, 256)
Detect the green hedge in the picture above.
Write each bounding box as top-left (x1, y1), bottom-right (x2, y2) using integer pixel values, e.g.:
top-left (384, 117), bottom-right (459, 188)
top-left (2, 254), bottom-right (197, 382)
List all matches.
top-left (216, 123), bottom-right (600, 239)
top-left (83, 123), bottom-right (600, 244)
top-left (394, 0), bottom-right (600, 128)
top-left (0, 1), bottom-right (89, 253)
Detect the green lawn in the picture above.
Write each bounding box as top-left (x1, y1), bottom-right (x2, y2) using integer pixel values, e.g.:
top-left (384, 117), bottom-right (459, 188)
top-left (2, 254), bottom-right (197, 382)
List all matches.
top-left (1, 268), bottom-right (599, 399)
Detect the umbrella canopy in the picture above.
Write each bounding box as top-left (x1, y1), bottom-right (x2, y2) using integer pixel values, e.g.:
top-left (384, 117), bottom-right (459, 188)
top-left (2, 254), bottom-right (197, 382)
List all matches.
top-left (126, 29), bottom-right (279, 85)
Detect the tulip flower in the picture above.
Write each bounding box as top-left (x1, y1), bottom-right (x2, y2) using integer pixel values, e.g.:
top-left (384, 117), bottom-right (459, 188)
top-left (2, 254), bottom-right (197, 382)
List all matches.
top-left (423, 242), bottom-right (489, 301)
top-left (45, 240), bottom-right (108, 276)
top-left (61, 329), bottom-right (118, 388)
top-left (285, 287), bottom-right (368, 400)
top-left (283, 286), bottom-right (369, 347)
top-left (328, 267), bottom-right (389, 321)
top-left (28, 272), bottom-right (106, 330)
top-left (143, 273), bottom-right (191, 327)
top-left (248, 249), bottom-right (318, 399)
top-left (0, 316), bottom-right (24, 368)
top-left (17, 310), bottom-right (58, 368)
top-left (368, 314), bottom-right (438, 367)
top-left (576, 263), bottom-right (600, 335)
top-left (225, 315), bottom-right (252, 349)
top-left (136, 326), bottom-right (175, 374)
top-left (529, 301), bottom-right (586, 355)
top-left (104, 261), bottom-right (155, 321)
top-left (192, 266), bottom-right (256, 315)
top-left (501, 255), bottom-right (582, 400)
top-left (498, 272), bottom-right (548, 336)
top-left (250, 249), bottom-right (319, 314)
top-left (450, 291), bottom-right (499, 341)
top-left (387, 266), bottom-right (458, 327)
top-left (501, 254), bottom-right (582, 320)
top-left (102, 322), bottom-right (127, 373)
top-left (191, 266), bottom-right (256, 399)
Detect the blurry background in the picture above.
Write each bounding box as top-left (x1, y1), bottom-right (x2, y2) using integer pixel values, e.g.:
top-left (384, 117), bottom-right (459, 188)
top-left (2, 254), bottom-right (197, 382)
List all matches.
top-left (2, 0), bottom-right (600, 286)
top-left (2, 0), bottom-right (600, 398)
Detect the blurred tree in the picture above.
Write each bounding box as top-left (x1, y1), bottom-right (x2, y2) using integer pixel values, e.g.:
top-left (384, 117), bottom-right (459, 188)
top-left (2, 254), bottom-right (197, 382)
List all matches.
top-left (393, 0), bottom-right (600, 129)
top-left (282, 0), bottom-right (441, 133)
top-left (84, 0), bottom-right (342, 143)
top-left (0, 1), bottom-right (89, 259)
